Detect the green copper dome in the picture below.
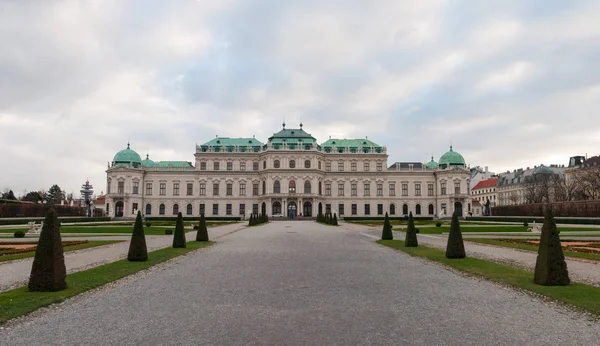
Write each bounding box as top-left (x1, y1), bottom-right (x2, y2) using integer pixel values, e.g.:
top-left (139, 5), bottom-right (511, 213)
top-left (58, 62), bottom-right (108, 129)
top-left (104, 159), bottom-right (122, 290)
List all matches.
top-left (113, 143), bottom-right (142, 168)
top-left (533, 165), bottom-right (552, 175)
top-left (426, 156), bottom-right (439, 169)
top-left (439, 146), bottom-right (465, 169)
top-left (141, 154), bottom-right (155, 168)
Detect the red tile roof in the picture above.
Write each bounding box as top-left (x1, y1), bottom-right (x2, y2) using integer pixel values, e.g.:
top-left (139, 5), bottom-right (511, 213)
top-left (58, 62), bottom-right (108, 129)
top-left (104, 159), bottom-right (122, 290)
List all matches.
top-left (472, 178), bottom-right (499, 190)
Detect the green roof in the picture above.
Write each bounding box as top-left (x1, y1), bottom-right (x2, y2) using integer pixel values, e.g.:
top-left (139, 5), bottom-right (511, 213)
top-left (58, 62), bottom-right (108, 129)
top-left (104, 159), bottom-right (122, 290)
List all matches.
top-left (113, 143), bottom-right (142, 168)
top-left (321, 138), bottom-right (383, 153)
top-left (439, 146), bottom-right (465, 168)
top-left (141, 154), bottom-right (155, 167)
top-left (201, 137), bottom-right (264, 147)
top-left (426, 157), bottom-right (439, 169)
top-left (268, 127), bottom-right (317, 145)
top-left (154, 161), bottom-right (194, 168)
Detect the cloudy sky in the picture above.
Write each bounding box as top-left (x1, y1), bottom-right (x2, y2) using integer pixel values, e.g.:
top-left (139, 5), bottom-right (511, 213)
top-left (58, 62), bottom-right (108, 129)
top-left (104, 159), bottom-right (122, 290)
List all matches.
top-left (2, 0), bottom-right (600, 197)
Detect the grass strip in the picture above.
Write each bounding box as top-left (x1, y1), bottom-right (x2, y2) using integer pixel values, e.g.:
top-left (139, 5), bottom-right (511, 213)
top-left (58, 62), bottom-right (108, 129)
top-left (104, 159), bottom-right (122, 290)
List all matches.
top-left (378, 239), bottom-right (600, 316)
top-left (466, 238), bottom-right (600, 262)
top-left (0, 241), bottom-right (124, 263)
top-left (0, 241), bottom-right (213, 324)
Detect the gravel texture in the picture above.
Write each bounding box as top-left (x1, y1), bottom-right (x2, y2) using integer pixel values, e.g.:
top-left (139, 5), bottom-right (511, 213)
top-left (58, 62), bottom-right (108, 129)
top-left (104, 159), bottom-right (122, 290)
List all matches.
top-left (2, 221), bottom-right (600, 345)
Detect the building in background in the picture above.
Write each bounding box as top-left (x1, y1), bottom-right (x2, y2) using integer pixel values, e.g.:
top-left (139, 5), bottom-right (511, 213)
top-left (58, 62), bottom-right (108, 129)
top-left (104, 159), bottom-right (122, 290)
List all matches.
top-left (497, 165), bottom-right (565, 206)
top-left (470, 178), bottom-right (499, 215)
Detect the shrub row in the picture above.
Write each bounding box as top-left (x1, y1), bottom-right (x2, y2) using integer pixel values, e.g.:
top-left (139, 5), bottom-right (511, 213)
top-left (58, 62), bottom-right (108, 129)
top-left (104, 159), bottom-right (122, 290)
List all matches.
top-left (466, 216), bottom-right (600, 225)
top-left (144, 216), bottom-right (241, 222)
top-left (0, 217), bottom-right (111, 226)
top-left (343, 216), bottom-right (434, 221)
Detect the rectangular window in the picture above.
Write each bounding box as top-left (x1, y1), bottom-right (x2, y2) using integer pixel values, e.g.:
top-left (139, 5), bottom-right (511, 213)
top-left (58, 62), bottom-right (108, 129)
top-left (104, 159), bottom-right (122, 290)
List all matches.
top-left (200, 162), bottom-right (206, 170)
top-left (326, 204), bottom-right (331, 214)
top-left (364, 162), bottom-right (370, 171)
top-left (377, 184), bottom-right (383, 196)
top-left (338, 183), bottom-right (344, 196)
top-left (377, 162), bottom-right (383, 171)
top-left (187, 183), bottom-right (193, 196)
top-left (441, 203), bottom-right (447, 215)
top-left (240, 183), bottom-right (246, 196)
top-left (415, 183), bottom-right (421, 196)
top-left (159, 183), bottom-right (166, 196)
top-left (214, 162), bottom-right (220, 170)
top-left (351, 183), bottom-right (357, 196)
top-left (339, 204), bottom-right (345, 216)
top-left (132, 203), bottom-right (138, 214)
top-left (428, 183), bottom-right (434, 196)
top-left (364, 204), bottom-right (370, 215)
top-left (117, 181), bottom-right (124, 194)
top-left (325, 161), bottom-right (331, 171)
top-left (325, 183), bottom-right (331, 196)
top-left (173, 183), bottom-right (180, 196)
top-left (351, 162), bottom-right (357, 171)
top-left (145, 183), bottom-right (152, 195)
top-left (226, 183), bottom-right (233, 196)
top-left (338, 161), bottom-right (344, 171)
top-left (200, 183), bottom-right (206, 196)
top-left (199, 203), bottom-right (205, 216)
top-left (377, 204), bottom-right (383, 215)
top-left (227, 162), bottom-right (233, 171)
top-left (239, 204), bottom-right (245, 215)
top-left (212, 203), bottom-right (219, 215)
top-left (402, 183), bottom-right (408, 196)
top-left (252, 204), bottom-right (259, 215)
top-left (253, 162), bottom-right (259, 171)
top-left (441, 182), bottom-right (447, 195)
top-left (226, 204), bottom-right (232, 215)
top-left (364, 183), bottom-right (370, 196)
top-left (455, 182), bottom-right (461, 194)
top-left (213, 183), bottom-right (219, 196)
top-left (351, 204), bottom-right (357, 215)
top-left (389, 183), bottom-right (395, 196)
top-left (253, 183), bottom-right (259, 196)
top-left (133, 182), bottom-right (139, 195)
top-left (107, 181), bottom-right (111, 194)
top-left (240, 161), bottom-right (246, 171)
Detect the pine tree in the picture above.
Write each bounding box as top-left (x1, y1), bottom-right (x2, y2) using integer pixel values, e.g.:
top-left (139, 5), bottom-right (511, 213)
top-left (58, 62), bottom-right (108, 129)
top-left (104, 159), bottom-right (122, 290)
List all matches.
top-left (128, 211), bottom-right (148, 261)
top-left (333, 213), bottom-right (338, 226)
top-left (172, 212), bottom-right (186, 248)
top-left (381, 212), bottom-right (393, 240)
top-left (534, 208), bottom-right (570, 285)
top-left (196, 213), bottom-right (209, 242)
top-left (249, 214), bottom-right (254, 226)
top-left (28, 208), bottom-right (67, 292)
top-left (445, 212), bottom-right (465, 258)
top-left (405, 212), bottom-right (418, 247)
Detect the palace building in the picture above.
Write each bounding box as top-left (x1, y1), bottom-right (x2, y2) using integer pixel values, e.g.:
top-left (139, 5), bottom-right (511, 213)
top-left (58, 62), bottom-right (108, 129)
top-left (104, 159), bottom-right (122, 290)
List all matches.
top-left (105, 124), bottom-right (471, 219)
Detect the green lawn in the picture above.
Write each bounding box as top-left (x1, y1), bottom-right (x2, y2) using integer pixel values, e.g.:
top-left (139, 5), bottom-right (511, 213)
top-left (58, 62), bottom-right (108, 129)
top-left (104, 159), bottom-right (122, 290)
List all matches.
top-left (466, 238), bottom-right (600, 262)
top-left (378, 240), bottom-right (600, 316)
top-left (393, 225), bottom-right (600, 234)
top-left (0, 240), bottom-right (214, 324)
top-left (0, 226), bottom-right (193, 235)
top-left (0, 241), bottom-right (123, 263)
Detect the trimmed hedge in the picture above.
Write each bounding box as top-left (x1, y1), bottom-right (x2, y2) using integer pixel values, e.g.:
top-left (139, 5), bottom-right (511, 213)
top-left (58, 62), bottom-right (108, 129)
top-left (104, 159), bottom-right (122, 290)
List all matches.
top-left (144, 216), bottom-right (241, 222)
top-left (343, 216), bottom-right (434, 221)
top-left (0, 217), bottom-right (110, 226)
top-left (467, 216), bottom-right (600, 225)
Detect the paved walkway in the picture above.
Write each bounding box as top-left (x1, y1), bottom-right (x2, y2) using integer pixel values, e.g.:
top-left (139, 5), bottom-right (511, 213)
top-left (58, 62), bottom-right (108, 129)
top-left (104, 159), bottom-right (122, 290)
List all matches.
top-left (344, 223), bottom-right (600, 286)
top-left (0, 223), bottom-right (246, 292)
top-left (2, 221), bottom-right (599, 345)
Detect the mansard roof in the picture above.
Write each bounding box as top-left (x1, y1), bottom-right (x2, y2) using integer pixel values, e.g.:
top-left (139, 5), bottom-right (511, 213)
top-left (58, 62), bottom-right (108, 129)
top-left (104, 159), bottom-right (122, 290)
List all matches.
top-left (268, 127), bottom-right (317, 144)
top-left (201, 137), bottom-right (264, 147)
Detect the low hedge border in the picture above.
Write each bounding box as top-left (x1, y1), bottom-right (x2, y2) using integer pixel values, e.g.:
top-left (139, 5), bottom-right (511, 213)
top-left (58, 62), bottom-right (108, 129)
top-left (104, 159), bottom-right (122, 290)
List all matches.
top-left (467, 216), bottom-right (600, 225)
top-left (343, 216), bottom-right (434, 221)
top-left (144, 216), bottom-right (241, 222)
top-left (0, 217), bottom-right (111, 226)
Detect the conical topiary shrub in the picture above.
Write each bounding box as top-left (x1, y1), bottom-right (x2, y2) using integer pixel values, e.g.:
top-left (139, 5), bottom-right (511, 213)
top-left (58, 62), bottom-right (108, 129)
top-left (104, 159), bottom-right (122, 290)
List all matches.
top-left (445, 212), bottom-right (465, 258)
top-left (333, 213), bottom-right (338, 226)
top-left (28, 208), bottom-right (67, 292)
top-left (172, 212), bottom-right (186, 248)
top-left (534, 208), bottom-right (570, 286)
top-left (196, 213), bottom-right (209, 242)
top-left (381, 212), bottom-right (393, 240)
top-left (405, 212), bottom-right (418, 247)
top-left (128, 211), bottom-right (148, 261)
top-left (249, 214), bottom-right (254, 226)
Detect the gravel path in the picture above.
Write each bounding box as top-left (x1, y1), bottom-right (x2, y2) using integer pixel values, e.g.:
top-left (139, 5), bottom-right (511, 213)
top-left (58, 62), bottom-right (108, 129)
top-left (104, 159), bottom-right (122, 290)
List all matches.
top-left (0, 223), bottom-right (246, 292)
top-left (2, 221), bottom-right (600, 345)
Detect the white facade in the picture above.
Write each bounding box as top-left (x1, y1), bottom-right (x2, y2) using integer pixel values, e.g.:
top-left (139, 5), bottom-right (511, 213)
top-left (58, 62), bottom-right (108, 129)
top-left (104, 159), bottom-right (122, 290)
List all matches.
top-left (105, 126), bottom-right (471, 219)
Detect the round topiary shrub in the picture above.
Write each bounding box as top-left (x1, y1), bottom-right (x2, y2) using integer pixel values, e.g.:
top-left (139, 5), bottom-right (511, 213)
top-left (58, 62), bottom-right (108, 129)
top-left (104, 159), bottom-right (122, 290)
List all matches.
top-left (145, 222), bottom-right (151, 228)
top-left (14, 230), bottom-right (25, 238)
top-left (523, 221), bottom-right (529, 227)
top-left (165, 229), bottom-right (173, 235)
top-left (436, 222), bottom-right (442, 227)
top-left (415, 228), bottom-right (420, 233)
top-left (193, 225), bottom-right (198, 230)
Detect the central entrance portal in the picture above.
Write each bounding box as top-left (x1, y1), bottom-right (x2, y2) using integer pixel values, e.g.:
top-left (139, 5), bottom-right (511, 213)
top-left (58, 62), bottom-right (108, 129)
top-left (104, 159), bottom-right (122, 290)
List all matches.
top-left (288, 201), bottom-right (297, 218)
top-left (115, 201), bottom-right (124, 217)
top-left (303, 201), bottom-right (312, 217)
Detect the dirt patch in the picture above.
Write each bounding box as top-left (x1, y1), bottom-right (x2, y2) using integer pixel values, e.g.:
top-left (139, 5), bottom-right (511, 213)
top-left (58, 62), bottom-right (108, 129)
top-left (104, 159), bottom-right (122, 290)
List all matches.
top-left (0, 244), bottom-right (36, 250)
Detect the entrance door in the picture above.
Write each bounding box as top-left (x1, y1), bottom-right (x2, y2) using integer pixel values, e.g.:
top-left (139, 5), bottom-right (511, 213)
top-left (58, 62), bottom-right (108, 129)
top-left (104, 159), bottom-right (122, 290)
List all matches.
top-left (303, 201), bottom-right (312, 217)
top-left (318, 202), bottom-right (323, 215)
top-left (454, 201), bottom-right (463, 217)
top-left (115, 201), bottom-right (124, 217)
top-left (261, 202), bottom-right (266, 216)
top-left (288, 202), bottom-right (297, 218)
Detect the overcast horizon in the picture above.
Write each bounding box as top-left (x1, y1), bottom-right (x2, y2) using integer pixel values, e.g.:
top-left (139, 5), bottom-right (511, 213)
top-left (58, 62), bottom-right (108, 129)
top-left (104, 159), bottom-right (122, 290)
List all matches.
top-left (2, 0), bottom-right (600, 197)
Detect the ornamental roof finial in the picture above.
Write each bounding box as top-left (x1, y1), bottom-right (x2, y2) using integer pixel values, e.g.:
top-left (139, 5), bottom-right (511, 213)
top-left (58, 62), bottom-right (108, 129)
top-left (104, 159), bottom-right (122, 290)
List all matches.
top-left (127, 142), bottom-right (130, 149)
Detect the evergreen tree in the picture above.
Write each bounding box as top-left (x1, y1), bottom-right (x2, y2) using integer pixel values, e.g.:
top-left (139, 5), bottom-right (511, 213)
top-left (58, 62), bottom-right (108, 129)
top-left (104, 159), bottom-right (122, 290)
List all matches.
top-left (445, 212), bottom-right (466, 258)
top-left (381, 212), bottom-right (393, 240)
top-left (405, 212), bottom-right (418, 247)
top-left (28, 208), bottom-right (67, 292)
top-left (333, 213), bottom-right (338, 226)
top-left (1, 189), bottom-right (16, 200)
top-left (128, 211), bottom-right (148, 261)
top-left (44, 184), bottom-right (64, 205)
top-left (172, 212), bottom-right (186, 248)
top-left (196, 213), bottom-right (209, 241)
top-left (248, 214), bottom-right (254, 226)
top-left (534, 208), bottom-right (570, 285)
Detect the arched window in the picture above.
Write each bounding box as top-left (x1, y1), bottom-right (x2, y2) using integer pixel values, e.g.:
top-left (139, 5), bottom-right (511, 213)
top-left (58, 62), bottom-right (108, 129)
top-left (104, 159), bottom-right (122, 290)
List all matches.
top-left (274, 160), bottom-right (280, 168)
top-left (318, 161), bottom-right (322, 169)
top-left (263, 161), bottom-right (266, 169)
top-left (415, 204), bottom-right (421, 215)
top-left (289, 180), bottom-right (296, 193)
top-left (428, 204), bottom-right (434, 215)
top-left (173, 204), bottom-right (179, 215)
top-left (273, 201), bottom-right (282, 214)
top-left (289, 160), bottom-right (296, 168)
top-left (305, 160), bottom-right (311, 168)
top-left (403, 204), bottom-right (408, 215)
top-left (186, 203), bottom-right (193, 215)
top-left (390, 204), bottom-right (396, 215)
top-left (274, 180), bottom-right (281, 194)
top-left (304, 180), bottom-right (311, 194)
top-left (262, 181), bottom-right (266, 195)
top-left (159, 204), bottom-right (165, 215)
top-left (319, 182), bottom-right (322, 195)
top-left (145, 204), bottom-right (152, 215)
